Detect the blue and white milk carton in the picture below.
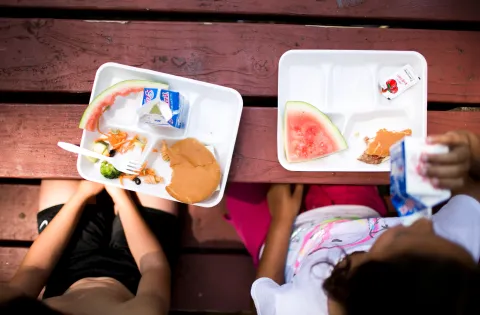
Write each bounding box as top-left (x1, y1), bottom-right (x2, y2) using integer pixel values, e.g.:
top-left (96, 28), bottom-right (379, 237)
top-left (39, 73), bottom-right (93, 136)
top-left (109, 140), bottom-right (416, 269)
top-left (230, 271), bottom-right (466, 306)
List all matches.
top-left (138, 88), bottom-right (189, 129)
top-left (390, 137), bottom-right (451, 218)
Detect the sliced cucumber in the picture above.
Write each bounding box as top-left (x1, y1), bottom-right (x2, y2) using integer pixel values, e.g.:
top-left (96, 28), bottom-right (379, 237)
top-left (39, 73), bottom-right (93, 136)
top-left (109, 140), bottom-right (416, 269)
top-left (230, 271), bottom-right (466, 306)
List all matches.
top-left (87, 141), bottom-right (109, 163)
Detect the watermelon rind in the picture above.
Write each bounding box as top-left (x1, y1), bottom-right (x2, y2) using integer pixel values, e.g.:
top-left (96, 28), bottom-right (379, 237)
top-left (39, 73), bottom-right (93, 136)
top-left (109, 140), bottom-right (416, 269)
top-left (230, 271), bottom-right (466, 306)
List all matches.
top-left (284, 101), bottom-right (348, 162)
top-left (79, 80), bottom-right (169, 130)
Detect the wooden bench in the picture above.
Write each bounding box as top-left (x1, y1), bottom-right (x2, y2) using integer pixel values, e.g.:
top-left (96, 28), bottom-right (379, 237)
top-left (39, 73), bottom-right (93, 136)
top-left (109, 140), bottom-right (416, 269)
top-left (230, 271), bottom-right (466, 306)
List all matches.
top-left (1, 1), bottom-right (480, 313)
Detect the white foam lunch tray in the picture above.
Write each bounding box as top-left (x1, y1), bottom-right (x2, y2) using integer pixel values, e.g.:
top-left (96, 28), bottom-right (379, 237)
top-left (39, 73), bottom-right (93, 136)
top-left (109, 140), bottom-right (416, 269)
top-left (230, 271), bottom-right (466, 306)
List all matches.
top-left (277, 50), bottom-right (427, 172)
top-left (78, 63), bottom-right (243, 207)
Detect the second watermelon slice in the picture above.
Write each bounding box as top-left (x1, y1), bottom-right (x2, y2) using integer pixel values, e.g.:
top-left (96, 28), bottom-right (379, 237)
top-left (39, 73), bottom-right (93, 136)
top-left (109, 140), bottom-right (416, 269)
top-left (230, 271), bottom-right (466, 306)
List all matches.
top-left (284, 101), bottom-right (347, 163)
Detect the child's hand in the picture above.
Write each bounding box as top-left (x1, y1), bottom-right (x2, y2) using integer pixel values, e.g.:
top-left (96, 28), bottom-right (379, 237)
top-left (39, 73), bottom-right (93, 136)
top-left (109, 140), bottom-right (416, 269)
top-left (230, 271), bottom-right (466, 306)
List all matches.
top-left (105, 185), bottom-right (131, 203)
top-left (422, 131), bottom-right (473, 190)
top-left (267, 184), bottom-right (304, 222)
top-left (77, 180), bottom-right (104, 199)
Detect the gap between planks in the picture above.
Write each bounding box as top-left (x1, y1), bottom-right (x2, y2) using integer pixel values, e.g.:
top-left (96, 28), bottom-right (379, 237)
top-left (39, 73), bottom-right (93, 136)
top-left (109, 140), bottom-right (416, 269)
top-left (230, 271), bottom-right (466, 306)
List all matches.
top-left (0, 0), bottom-right (479, 30)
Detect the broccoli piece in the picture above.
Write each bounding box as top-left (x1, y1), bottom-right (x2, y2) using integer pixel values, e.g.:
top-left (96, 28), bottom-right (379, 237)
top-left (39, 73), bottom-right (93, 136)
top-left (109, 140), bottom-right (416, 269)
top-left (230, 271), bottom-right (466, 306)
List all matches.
top-left (100, 161), bottom-right (122, 179)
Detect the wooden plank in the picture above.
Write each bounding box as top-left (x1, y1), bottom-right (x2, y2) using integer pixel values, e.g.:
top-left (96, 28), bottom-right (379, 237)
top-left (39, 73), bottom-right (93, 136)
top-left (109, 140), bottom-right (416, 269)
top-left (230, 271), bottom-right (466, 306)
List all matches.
top-left (0, 19), bottom-right (479, 103)
top-left (2, 104), bottom-right (480, 183)
top-left (0, 247), bottom-right (28, 282)
top-left (0, 183), bottom-right (242, 250)
top-left (0, 248), bottom-right (254, 312)
top-left (172, 254), bottom-right (255, 312)
top-left (1, 0), bottom-right (479, 23)
top-left (0, 184), bottom-right (38, 241)
top-left (185, 199), bottom-right (243, 249)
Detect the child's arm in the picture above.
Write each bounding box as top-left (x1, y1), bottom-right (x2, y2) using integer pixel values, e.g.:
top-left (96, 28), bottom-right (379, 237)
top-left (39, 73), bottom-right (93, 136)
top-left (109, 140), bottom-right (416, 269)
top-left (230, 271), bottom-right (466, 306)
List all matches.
top-left (106, 187), bottom-right (170, 315)
top-left (256, 218), bottom-right (295, 284)
top-left (9, 181), bottom-right (104, 298)
top-left (256, 184), bottom-right (303, 285)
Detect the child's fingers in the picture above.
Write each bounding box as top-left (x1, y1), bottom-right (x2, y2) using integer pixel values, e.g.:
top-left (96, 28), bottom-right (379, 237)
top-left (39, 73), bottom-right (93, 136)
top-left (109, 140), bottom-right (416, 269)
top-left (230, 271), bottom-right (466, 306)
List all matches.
top-left (424, 145), bottom-right (469, 164)
top-left (427, 132), bottom-right (469, 146)
top-left (424, 163), bottom-right (469, 179)
top-left (427, 133), bottom-right (456, 145)
top-left (430, 177), bottom-right (466, 190)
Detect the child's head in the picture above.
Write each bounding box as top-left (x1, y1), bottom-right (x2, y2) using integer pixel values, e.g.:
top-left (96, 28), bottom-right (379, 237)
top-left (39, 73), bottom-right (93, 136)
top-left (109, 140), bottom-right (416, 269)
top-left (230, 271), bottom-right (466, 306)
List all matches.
top-left (324, 218), bottom-right (480, 315)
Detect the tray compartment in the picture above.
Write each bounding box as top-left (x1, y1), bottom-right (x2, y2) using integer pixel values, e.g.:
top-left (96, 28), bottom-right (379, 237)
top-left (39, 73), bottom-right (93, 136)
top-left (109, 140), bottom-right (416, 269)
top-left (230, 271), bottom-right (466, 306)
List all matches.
top-left (78, 125), bottom-right (154, 181)
top-left (327, 63), bottom-right (378, 112)
top-left (278, 52), bottom-right (328, 112)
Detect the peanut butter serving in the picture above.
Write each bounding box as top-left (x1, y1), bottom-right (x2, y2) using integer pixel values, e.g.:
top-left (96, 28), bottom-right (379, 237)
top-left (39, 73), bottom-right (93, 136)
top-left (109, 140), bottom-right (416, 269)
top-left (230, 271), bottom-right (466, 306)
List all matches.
top-left (164, 138), bottom-right (221, 204)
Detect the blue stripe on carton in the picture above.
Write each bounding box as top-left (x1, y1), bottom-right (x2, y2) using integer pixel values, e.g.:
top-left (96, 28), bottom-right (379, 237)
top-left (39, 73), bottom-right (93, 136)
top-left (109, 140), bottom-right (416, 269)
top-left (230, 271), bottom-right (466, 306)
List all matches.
top-left (159, 90), bottom-right (184, 128)
top-left (390, 139), bottom-right (427, 216)
top-left (141, 88), bottom-right (188, 129)
top-left (142, 88), bottom-right (159, 105)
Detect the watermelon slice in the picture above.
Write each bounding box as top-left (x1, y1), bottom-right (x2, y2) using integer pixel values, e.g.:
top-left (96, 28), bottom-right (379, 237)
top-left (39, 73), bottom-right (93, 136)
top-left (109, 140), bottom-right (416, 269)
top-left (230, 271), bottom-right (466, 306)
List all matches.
top-left (79, 80), bottom-right (168, 131)
top-left (284, 101), bottom-right (347, 162)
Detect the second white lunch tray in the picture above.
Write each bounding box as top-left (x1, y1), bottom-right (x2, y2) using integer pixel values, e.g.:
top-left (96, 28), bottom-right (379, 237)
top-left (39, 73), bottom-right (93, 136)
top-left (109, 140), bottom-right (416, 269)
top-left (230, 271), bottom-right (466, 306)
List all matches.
top-left (277, 50), bottom-right (428, 172)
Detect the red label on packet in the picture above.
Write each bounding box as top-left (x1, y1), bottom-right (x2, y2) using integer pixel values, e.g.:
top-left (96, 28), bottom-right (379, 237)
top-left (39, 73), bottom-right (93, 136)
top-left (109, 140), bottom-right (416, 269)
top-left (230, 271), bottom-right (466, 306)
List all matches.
top-left (380, 65), bottom-right (420, 100)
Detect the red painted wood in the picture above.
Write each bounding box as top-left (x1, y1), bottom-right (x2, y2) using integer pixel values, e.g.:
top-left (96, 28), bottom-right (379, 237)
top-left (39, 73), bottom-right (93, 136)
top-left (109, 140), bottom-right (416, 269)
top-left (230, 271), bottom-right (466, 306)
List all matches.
top-left (0, 19), bottom-right (479, 103)
top-left (2, 104), bottom-right (480, 183)
top-left (0, 105), bottom-right (84, 179)
top-left (1, 0), bottom-right (479, 23)
top-left (0, 248), bottom-right (254, 312)
top-left (185, 198), bottom-right (243, 249)
top-left (172, 254), bottom-right (255, 312)
top-left (0, 247), bottom-right (28, 282)
top-left (0, 184), bottom-right (38, 241)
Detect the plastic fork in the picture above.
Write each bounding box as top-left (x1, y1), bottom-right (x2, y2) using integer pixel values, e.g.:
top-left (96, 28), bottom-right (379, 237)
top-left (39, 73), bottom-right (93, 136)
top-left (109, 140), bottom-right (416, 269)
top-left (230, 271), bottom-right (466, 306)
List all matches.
top-left (57, 142), bottom-right (142, 175)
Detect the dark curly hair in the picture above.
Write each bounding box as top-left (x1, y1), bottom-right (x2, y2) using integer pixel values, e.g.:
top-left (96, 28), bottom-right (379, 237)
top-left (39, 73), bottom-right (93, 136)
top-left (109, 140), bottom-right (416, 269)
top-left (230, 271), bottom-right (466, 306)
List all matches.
top-left (323, 254), bottom-right (480, 315)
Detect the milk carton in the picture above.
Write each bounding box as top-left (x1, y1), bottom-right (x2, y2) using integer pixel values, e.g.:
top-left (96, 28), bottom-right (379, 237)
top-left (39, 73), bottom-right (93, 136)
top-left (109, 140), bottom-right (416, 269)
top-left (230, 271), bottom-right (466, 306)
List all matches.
top-left (390, 137), bottom-right (451, 218)
top-left (138, 88), bottom-right (189, 129)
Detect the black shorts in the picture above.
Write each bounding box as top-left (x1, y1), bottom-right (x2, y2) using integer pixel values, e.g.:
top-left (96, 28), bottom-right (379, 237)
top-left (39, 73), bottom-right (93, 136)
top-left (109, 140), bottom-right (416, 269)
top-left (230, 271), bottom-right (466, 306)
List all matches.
top-left (38, 203), bottom-right (179, 299)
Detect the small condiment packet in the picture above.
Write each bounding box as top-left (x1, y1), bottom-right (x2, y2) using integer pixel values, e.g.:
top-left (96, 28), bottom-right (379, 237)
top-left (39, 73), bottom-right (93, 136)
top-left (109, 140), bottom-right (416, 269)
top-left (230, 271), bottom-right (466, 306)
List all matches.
top-left (380, 65), bottom-right (420, 100)
top-left (138, 88), bottom-right (189, 129)
top-left (390, 137), bottom-right (451, 218)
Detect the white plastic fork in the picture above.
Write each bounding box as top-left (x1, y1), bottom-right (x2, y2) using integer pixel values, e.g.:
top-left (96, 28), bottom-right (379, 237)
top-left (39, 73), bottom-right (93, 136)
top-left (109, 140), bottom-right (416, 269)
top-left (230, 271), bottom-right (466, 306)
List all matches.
top-left (57, 142), bottom-right (143, 175)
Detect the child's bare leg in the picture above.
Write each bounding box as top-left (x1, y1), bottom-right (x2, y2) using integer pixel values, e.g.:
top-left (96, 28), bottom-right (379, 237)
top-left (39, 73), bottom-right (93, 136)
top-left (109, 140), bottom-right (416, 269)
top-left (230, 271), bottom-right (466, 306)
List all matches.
top-left (39, 180), bottom-right (81, 212)
top-left (135, 192), bottom-right (178, 216)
